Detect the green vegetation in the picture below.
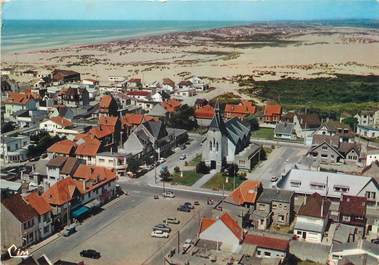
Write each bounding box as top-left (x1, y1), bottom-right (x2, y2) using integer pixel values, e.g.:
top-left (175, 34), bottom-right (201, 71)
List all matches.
top-left (252, 128), bottom-right (274, 140)
top-left (239, 74), bottom-right (379, 114)
top-left (188, 154), bottom-right (202, 166)
top-left (203, 172), bottom-right (245, 191)
top-left (168, 104), bottom-right (197, 130)
top-left (27, 131), bottom-right (62, 158)
top-left (211, 92), bottom-right (241, 104)
top-left (171, 170), bottom-right (202, 186)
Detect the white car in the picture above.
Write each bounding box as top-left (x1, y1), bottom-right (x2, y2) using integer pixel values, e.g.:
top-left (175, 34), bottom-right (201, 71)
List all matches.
top-left (151, 230), bottom-right (169, 238)
top-left (182, 238), bottom-right (192, 252)
top-left (162, 191), bottom-right (175, 198)
top-left (158, 158), bottom-right (166, 164)
top-left (179, 154), bottom-right (187, 160)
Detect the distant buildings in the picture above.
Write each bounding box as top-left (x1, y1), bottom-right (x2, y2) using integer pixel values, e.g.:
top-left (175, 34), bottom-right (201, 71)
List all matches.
top-left (52, 69), bottom-right (80, 83)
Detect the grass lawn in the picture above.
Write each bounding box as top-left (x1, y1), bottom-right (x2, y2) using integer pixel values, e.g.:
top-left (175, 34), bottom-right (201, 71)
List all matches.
top-left (203, 172), bottom-right (245, 191)
top-left (171, 170), bottom-right (202, 186)
top-left (188, 154), bottom-right (202, 166)
top-left (252, 128), bottom-right (274, 140)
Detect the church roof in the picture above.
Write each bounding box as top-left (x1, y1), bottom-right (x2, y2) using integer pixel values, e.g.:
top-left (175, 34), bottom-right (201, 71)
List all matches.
top-left (209, 101), bottom-right (227, 134)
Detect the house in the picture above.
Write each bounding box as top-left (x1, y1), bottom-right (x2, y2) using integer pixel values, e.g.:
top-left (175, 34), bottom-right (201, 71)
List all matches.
top-left (47, 139), bottom-right (77, 158)
top-left (148, 99), bottom-right (181, 119)
top-left (1, 194), bottom-right (39, 251)
top-left (96, 152), bottom-right (128, 177)
top-left (3, 91), bottom-right (38, 119)
top-left (293, 193), bottom-right (331, 243)
top-left (307, 135), bottom-right (361, 165)
top-left (229, 180), bottom-right (262, 207)
top-left (50, 106), bottom-right (75, 121)
top-left (355, 110), bottom-right (379, 139)
top-left (198, 212), bottom-right (244, 252)
top-left (194, 104), bottom-right (215, 126)
top-left (120, 113), bottom-right (155, 136)
top-left (1, 76), bottom-right (19, 96)
top-left (277, 169), bottom-right (379, 208)
top-left (94, 115), bottom-right (122, 150)
top-left (339, 195), bottom-right (367, 228)
top-left (0, 179), bottom-right (22, 194)
top-left (243, 234), bottom-right (289, 261)
top-left (366, 148), bottom-right (379, 166)
top-left (161, 78), bottom-right (175, 92)
top-left (99, 94), bottom-right (118, 117)
top-left (127, 91), bottom-right (155, 110)
top-left (40, 116), bottom-right (73, 132)
top-left (274, 122), bottom-right (296, 140)
top-left (253, 189), bottom-right (294, 230)
top-left (58, 87), bottom-right (89, 107)
top-left (314, 120), bottom-right (353, 142)
top-left (188, 76), bottom-right (208, 92)
top-left (82, 79), bottom-right (98, 86)
top-left (14, 109), bottom-right (47, 128)
top-left (330, 240), bottom-right (379, 265)
top-left (0, 135), bottom-right (30, 164)
top-left (263, 103), bottom-right (281, 123)
top-left (75, 136), bottom-right (101, 165)
top-left (174, 86), bottom-right (196, 98)
top-left (224, 101), bottom-right (256, 120)
top-left (42, 177), bottom-right (84, 228)
top-left (202, 102), bottom-right (261, 171)
top-left (127, 78), bottom-right (142, 89)
top-left (24, 192), bottom-right (53, 240)
top-left (52, 69), bottom-right (80, 83)
top-left (45, 156), bottom-right (84, 188)
top-left (361, 160), bottom-right (379, 183)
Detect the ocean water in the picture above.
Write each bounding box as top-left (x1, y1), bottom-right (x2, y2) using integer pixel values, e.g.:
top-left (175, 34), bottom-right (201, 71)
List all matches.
top-left (1, 20), bottom-right (251, 54)
top-left (2, 19), bottom-right (378, 54)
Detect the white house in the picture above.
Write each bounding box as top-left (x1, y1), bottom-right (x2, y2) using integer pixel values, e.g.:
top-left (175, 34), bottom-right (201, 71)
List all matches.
top-left (198, 212), bottom-right (243, 253)
top-left (0, 135), bottom-right (30, 164)
top-left (151, 92), bottom-right (163, 103)
top-left (366, 148), bottom-right (379, 166)
top-left (188, 76), bottom-right (208, 92)
top-left (96, 152), bottom-right (128, 177)
top-left (174, 87), bottom-right (196, 98)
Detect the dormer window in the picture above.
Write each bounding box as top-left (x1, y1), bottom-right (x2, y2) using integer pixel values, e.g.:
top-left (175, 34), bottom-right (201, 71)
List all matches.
top-left (333, 185), bottom-right (349, 193)
top-left (310, 182), bottom-right (325, 190)
top-left (290, 180), bottom-right (301, 187)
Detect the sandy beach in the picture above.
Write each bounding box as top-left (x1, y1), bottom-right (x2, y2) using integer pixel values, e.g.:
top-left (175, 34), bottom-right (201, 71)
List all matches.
top-left (2, 24), bottom-right (379, 88)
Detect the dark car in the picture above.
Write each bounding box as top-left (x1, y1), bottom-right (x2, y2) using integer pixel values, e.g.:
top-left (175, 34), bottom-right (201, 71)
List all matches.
top-left (153, 224), bottom-right (171, 233)
top-left (80, 249), bottom-right (101, 259)
top-left (177, 205), bottom-right (191, 212)
top-left (184, 202), bottom-right (194, 209)
top-left (371, 239), bottom-right (379, 244)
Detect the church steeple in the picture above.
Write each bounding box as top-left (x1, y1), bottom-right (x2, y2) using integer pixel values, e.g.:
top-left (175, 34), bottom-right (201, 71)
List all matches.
top-left (209, 100), bottom-right (226, 134)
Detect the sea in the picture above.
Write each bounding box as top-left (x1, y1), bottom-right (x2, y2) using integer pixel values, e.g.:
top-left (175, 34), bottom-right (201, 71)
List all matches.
top-left (2, 19), bottom-right (378, 54)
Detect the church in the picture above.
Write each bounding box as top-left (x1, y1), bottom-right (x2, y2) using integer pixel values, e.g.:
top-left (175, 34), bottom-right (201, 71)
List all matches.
top-left (202, 102), bottom-right (261, 171)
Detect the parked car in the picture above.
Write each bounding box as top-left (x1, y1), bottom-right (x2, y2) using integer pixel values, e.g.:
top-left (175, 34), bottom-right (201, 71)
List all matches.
top-left (177, 205), bottom-right (191, 212)
top-left (162, 191), bottom-right (175, 198)
top-left (164, 217), bottom-right (180, 225)
top-left (153, 224), bottom-right (171, 233)
top-left (151, 230), bottom-right (169, 238)
top-left (184, 202), bottom-right (194, 209)
top-left (63, 223), bottom-right (76, 237)
top-left (80, 249), bottom-right (101, 259)
top-left (271, 176), bottom-right (279, 182)
top-left (179, 154), bottom-right (187, 160)
top-left (158, 158), bottom-right (166, 164)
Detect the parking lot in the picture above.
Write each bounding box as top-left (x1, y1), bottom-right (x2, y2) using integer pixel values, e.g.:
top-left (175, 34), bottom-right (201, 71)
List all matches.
top-left (59, 196), bottom-right (207, 265)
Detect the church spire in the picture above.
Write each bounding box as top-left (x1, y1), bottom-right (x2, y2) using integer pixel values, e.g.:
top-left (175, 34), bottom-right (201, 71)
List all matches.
top-left (209, 100), bottom-right (226, 133)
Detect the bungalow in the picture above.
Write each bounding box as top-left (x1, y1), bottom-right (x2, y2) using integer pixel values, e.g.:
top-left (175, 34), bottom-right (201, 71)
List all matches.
top-left (198, 212), bottom-right (244, 253)
top-left (3, 91), bottom-right (38, 119)
top-left (243, 234), bottom-right (289, 261)
top-left (293, 193), bottom-right (331, 243)
top-left (99, 94), bottom-right (118, 117)
top-left (224, 100), bottom-right (256, 120)
top-left (24, 192), bottom-right (53, 240)
top-left (229, 180), bottom-right (262, 208)
top-left (339, 195), bottom-right (367, 228)
top-left (52, 69), bottom-right (80, 83)
top-left (194, 104), bottom-right (215, 127)
top-left (263, 103), bottom-right (282, 124)
top-left (47, 139), bottom-right (77, 158)
top-left (1, 194), bottom-right (39, 251)
top-left (274, 122), bottom-right (296, 140)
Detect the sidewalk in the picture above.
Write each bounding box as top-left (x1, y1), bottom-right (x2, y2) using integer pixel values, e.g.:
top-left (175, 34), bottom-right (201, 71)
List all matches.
top-left (148, 181), bottom-right (227, 197)
top-left (191, 169), bottom-right (216, 188)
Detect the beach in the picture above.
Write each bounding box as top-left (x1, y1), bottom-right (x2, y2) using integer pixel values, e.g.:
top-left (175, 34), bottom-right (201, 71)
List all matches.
top-left (2, 23), bottom-right (379, 88)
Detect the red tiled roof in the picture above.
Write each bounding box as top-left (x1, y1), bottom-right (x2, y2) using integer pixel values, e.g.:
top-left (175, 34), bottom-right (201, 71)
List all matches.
top-left (199, 212), bottom-right (243, 241)
top-left (73, 164), bottom-right (117, 192)
top-left (194, 104), bottom-right (215, 119)
top-left (121, 113), bottom-right (154, 127)
top-left (42, 177), bottom-right (84, 206)
top-left (230, 180), bottom-right (261, 205)
top-left (2, 194), bottom-right (38, 222)
top-left (298, 193), bottom-right (331, 219)
top-left (47, 140), bottom-right (76, 155)
top-left (127, 91), bottom-right (150, 97)
top-left (75, 137), bottom-right (101, 156)
top-left (99, 115), bottom-right (118, 127)
top-left (89, 126), bottom-right (114, 139)
top-left (244, 234), bottom-right (289, 252)
top-left (264, 103), bottom-right (282, 117)
top-left (4, 91), bottom-right (34, 105)
top-left (99, 95), bottom-right (113, 109)
top-left (225, 100), bottom-right (256, 117)
top-left (50, 116), bottom-right (73, 128)
top-left (162, 78), bottom-right (175, 87)
top-left (24, 192), bottom-right (51, 216)
top-left (128, 78), bottom-right (141, 83)
top-left (339, 195), bottom-right (367, 217)
top-left (161, 99), bottom-right (181, 113)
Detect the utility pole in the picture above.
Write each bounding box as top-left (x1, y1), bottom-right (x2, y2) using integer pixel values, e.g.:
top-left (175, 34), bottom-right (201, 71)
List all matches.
top-left (177, 231), bottom-right (180, 255)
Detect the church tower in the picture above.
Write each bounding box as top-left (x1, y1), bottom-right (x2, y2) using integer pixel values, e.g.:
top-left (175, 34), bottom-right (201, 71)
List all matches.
top-left (202, 101), bottom-right (228, 170)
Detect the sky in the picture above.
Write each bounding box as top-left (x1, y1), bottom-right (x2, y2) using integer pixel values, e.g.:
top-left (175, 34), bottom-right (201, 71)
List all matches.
top-left (2, 0), bottom-right (379, 21)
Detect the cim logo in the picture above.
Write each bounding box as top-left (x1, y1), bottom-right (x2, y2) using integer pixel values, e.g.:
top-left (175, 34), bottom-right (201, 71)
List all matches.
top-left (8, 244), bottom-right (29, 258)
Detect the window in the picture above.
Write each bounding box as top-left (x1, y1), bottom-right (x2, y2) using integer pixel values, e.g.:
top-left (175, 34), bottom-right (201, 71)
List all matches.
top-left (257, 250), bottom-right (261, 256)
top-left (43, 226), bottom-right (50, 234)
top-left (342, 216), bottom-right (351, 222)
top-left (278, 215), bottom-right (285, 221)
top-left (310, 182), bottom-right (325, 190)
top-left (290, 180), bottom-right (301, 188)
top-left (321, 154), bottom-right (328, 158)
top-left (209, 141), bottom-right (212, 150)
top-left (264, 252), bottom-right (271, 257)
top-left (365, 191), bottom-right (376, 199)
top-left (216, 142), bottom-right (219, 151)
top-left (322, 145), bottom-right (328, 150)
top-left (334, 185), bottom-right (349, 193)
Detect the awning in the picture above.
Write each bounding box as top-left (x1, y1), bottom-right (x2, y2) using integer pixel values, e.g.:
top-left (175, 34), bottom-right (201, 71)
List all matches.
top-left (85, 199), bottom-right (101, 209)
top-left (71, 206), bottom-right (90, 219)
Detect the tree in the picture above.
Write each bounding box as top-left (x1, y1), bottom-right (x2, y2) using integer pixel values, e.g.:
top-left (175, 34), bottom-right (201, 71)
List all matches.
top-left (27, 133), bottom-right (62, 158)
top-left (227, 164), bottom-right (239, 177)
top-left (1, 122), bottom-right (15, 134)
top-left (160, 166), bottom-right (171, 182)
top-left (342, 117), bottom-right (358, 132)
top-left (196, 161), bottom-right (210, 174)
top-left (245, 115), bottom-right (259, 131)
top-left (168, 104), bottom-right (197, 130)
top-left (127, 157), bottom-right (139, 172)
